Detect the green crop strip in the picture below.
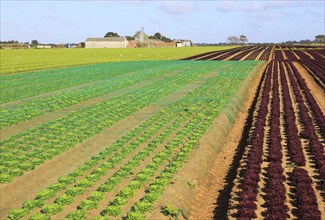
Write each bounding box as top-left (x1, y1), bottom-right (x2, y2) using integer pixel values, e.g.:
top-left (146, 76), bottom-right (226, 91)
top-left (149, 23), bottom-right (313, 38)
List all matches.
top-left (0, 61), bottom-right (231, 183)
top-left (3, 60), bottom-right (261, 220)
top-left (0, 46), bottom-right (237, 74)
top-left (0, 61), bottom-right (169, 104)
top-left (0, 61), bottom-right (194, 128)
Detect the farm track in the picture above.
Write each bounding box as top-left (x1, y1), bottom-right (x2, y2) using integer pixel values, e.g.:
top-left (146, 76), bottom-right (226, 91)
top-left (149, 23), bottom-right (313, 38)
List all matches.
top-left (0, 70), bottom-right (217, 218)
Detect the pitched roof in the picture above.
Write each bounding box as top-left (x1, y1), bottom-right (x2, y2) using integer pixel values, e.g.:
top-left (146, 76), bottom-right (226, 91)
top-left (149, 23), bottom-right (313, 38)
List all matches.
top-left (85, 37), bottom-right (126, 42)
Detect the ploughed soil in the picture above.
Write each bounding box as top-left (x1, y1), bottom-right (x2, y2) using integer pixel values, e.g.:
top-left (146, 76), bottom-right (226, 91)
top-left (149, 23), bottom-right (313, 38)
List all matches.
top-left (293, 62), bottom-right (324, 114)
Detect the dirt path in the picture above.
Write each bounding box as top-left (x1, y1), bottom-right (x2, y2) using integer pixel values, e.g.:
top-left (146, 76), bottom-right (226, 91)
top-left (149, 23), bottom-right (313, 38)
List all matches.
top-left (269, 46), bottom-right (275, 61)
top-left (255, 46), bottom-right (268, 60)
top-left (0, 71), bottom-right (216, 219)
top-left (292, 62), bottom-right (325, 114)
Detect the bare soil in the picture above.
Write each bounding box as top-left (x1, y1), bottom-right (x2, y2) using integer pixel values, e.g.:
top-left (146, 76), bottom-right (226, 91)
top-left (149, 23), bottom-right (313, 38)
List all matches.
top-left (292, 62), bottom-right (325, 114)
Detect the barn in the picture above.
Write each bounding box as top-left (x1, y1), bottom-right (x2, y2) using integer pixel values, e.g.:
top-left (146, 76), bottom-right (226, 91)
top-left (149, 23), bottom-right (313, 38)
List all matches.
top-left (85, 37), bottom-right (128, 48)
top-left (175, 40), bottom-right (192, 47)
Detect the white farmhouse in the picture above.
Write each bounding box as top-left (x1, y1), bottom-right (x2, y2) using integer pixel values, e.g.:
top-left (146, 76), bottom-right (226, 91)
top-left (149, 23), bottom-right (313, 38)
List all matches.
top-left (175, 40), bottom-right (192, 47)
top-left (85, 37), bottom-right (128, 48)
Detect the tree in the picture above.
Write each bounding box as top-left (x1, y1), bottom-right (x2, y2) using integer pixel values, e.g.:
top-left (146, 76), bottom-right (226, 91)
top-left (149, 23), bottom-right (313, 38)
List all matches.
top-left (315, 35), bottom-right (325, 43)
top-left (104, 32), bottom-right (120, 37)
top-left (227, 36), bottom-right (238, 45)
top-left (299, 39), bottom-right (311, 44)
top-left (148, 32), bottom-right (172, 42)
top-left (161, 36), bottom-right (172, 42)
top-left (125, 36), bottom-right (134, 40)
top-left (239, 35), bottom-right (248, 44)
top-left (31, 40), bottom-right (39, 45)
top-left (0, 40), bottom-right (19, 44)
top-left (152, 32), bottom-right (162, 39)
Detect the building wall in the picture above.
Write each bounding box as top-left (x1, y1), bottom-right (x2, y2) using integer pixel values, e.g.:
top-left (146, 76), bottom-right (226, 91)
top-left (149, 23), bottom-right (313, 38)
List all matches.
top-left (153, 42), bottom-right (176, 47)
top-left (85, 41), bottom-right (127, 48)
top-left (176, 42), bottom-right (184, 47)
top-left (176, 41), bottom-right (192, 47)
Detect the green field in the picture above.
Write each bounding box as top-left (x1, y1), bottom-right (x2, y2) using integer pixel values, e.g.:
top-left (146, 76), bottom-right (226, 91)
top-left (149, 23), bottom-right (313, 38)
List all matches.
top-left (0, 60), bottom-right (262, 219)
top-left (0, 46), bottom-right (237, 74)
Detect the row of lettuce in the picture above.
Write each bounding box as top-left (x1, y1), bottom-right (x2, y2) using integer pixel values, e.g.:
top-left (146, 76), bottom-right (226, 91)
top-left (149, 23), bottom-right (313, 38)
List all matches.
top-left (4, 61), bottom-right (259, 219)
top-left (235, 60), bottom-right (323, 219)
top-left (1, 61), bottom-right (229, 183)
top-left (0, 61), bottom-right (194, 128)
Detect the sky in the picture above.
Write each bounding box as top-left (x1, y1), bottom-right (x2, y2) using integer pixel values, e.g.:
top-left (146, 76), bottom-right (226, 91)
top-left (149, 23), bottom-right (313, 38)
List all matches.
top-left (1, 0), bottom-right (324, 44)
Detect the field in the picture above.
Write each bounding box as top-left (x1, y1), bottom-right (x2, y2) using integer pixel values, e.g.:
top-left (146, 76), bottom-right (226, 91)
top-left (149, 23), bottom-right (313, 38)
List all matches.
top-left (0, 45), bottom-right (324, 220)
top-left (0, 46), bottom-right (236, 75)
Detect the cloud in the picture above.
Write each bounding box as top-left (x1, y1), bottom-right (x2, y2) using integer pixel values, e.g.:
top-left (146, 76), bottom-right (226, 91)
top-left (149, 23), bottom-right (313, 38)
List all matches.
top-left (157, 1), bottom-right (193, 15)
top-left (217, 1), bottom-right (237, 12)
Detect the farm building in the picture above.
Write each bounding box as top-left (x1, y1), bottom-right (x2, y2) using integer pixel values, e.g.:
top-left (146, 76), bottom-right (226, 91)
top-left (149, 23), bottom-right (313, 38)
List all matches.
top-left (85, 37), bottom-right (128, 48)
top-left (175, 40), bottom-right (192, 47)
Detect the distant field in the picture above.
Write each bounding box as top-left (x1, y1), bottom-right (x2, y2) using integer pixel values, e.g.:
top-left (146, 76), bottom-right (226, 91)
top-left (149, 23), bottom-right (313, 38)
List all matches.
top-left (0, 46), bottom-right (237, 74)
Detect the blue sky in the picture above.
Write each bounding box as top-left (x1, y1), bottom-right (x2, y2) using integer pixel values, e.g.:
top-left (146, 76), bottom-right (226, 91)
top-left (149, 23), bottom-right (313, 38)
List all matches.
top-left (1, 0), bottom-right (324, 44)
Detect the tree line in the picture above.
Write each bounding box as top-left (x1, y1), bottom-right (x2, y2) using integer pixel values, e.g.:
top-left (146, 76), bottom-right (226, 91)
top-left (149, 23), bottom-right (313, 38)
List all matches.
top-left (225, 34), bottom-right (325, 45)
